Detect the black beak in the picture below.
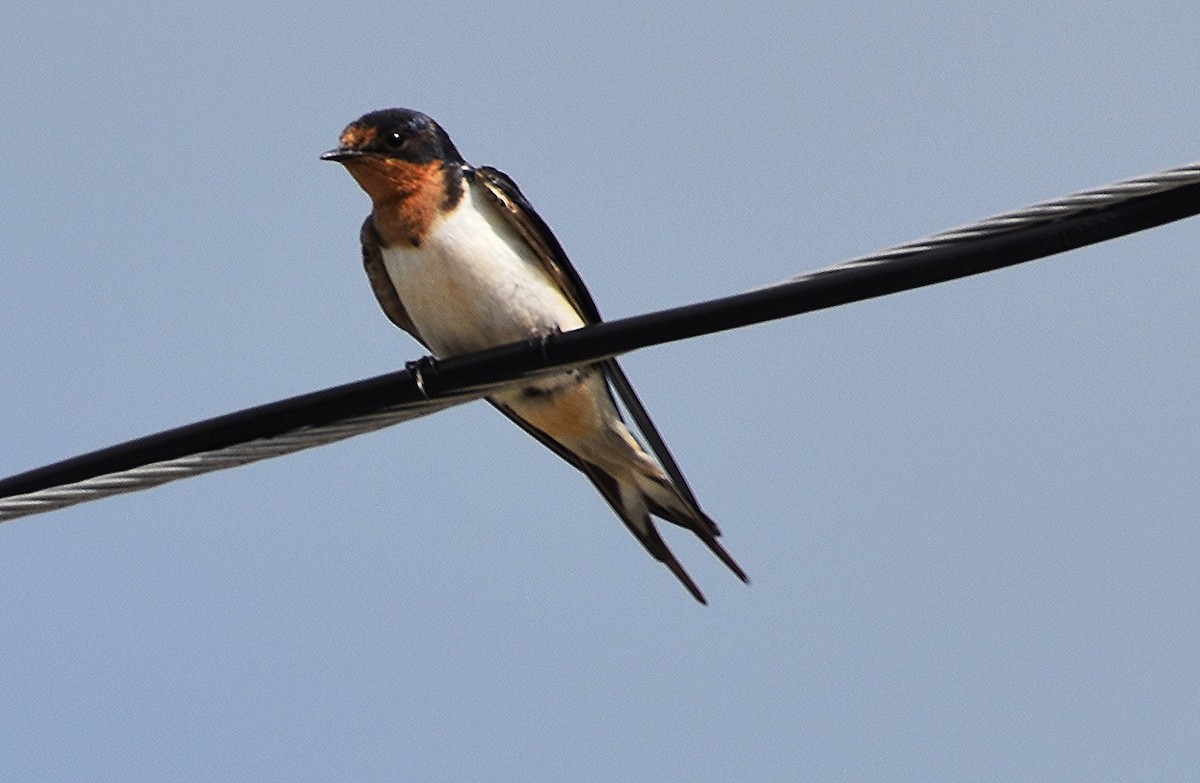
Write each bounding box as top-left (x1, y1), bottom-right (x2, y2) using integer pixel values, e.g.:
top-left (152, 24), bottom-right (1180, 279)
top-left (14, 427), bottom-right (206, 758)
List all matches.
top-left (320, 148), bottom-right (361, 162)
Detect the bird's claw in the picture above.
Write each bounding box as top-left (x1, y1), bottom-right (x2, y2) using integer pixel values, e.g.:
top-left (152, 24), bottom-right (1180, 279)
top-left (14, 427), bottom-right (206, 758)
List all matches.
top-left (533, 325), bottom-right (563, 361)
top-left (405, 355), bottom-right (439, 399)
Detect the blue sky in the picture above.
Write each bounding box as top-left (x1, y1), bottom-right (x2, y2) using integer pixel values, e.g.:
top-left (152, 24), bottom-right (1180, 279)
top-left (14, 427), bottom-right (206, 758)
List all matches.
top-left (3, 2), bottom-right (1199, 780)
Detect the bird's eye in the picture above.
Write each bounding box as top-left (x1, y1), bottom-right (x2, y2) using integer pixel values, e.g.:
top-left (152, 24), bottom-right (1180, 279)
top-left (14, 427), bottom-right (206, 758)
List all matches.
top-left (383, 129), bottom-right (407, 148)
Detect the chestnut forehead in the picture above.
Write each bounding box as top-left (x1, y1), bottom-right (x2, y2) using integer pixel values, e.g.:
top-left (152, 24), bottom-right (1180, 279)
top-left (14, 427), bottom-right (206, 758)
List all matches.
top-left (338, 123), bottom-right (378, 149)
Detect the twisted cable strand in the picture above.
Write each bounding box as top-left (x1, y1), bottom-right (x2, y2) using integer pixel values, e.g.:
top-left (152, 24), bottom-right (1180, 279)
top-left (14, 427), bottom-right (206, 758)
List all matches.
top-left (824, 161), bottom-right (1200, 270)
top-left (0, 402), bottom-right (463, 521)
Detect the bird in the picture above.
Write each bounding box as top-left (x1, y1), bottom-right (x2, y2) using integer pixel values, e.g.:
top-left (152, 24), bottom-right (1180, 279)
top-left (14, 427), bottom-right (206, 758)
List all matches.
top-left (322, 108), bottom-right (746, 602)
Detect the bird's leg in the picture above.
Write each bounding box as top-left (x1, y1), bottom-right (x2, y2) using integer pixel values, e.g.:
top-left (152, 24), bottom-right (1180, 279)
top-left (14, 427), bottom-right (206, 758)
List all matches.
top-left (405, 355), bottom-right (439, 399)
top-left (532, 325), bottom-right (563, 363)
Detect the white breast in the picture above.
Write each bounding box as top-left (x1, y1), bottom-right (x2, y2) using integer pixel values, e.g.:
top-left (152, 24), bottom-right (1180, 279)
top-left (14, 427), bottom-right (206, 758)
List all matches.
top-left (379, 182), bottom-right (586, 358)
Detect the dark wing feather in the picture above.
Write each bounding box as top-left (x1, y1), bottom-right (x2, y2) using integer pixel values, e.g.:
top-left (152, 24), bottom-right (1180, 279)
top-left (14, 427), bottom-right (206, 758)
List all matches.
top-left (472, 167), bottom-right (705, 513)
top-left (473, 166), bottom-right (603, 323)
top-left (360, 216), bottom-right (424, 343)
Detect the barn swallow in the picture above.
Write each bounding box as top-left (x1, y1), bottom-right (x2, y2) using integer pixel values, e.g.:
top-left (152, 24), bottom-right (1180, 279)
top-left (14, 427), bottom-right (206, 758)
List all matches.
top-left (322, 108), bottom-right (746, 602)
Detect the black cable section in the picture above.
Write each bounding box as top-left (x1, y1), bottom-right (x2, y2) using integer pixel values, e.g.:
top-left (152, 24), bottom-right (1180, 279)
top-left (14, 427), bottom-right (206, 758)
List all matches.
top-left (3, 176), bottom-right (1199, 506)
top-left (0, 370), bottom-right (497, 501)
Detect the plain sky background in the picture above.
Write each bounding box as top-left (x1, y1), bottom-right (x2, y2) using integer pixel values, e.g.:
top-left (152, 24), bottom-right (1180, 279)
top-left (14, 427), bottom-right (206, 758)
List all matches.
top-left (3, 2), bottom-right (1199, 780)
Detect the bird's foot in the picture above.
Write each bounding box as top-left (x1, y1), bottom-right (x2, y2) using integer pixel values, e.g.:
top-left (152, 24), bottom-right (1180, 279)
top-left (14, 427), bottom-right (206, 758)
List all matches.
top-left (405, 355), bottom-right (439, 399)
